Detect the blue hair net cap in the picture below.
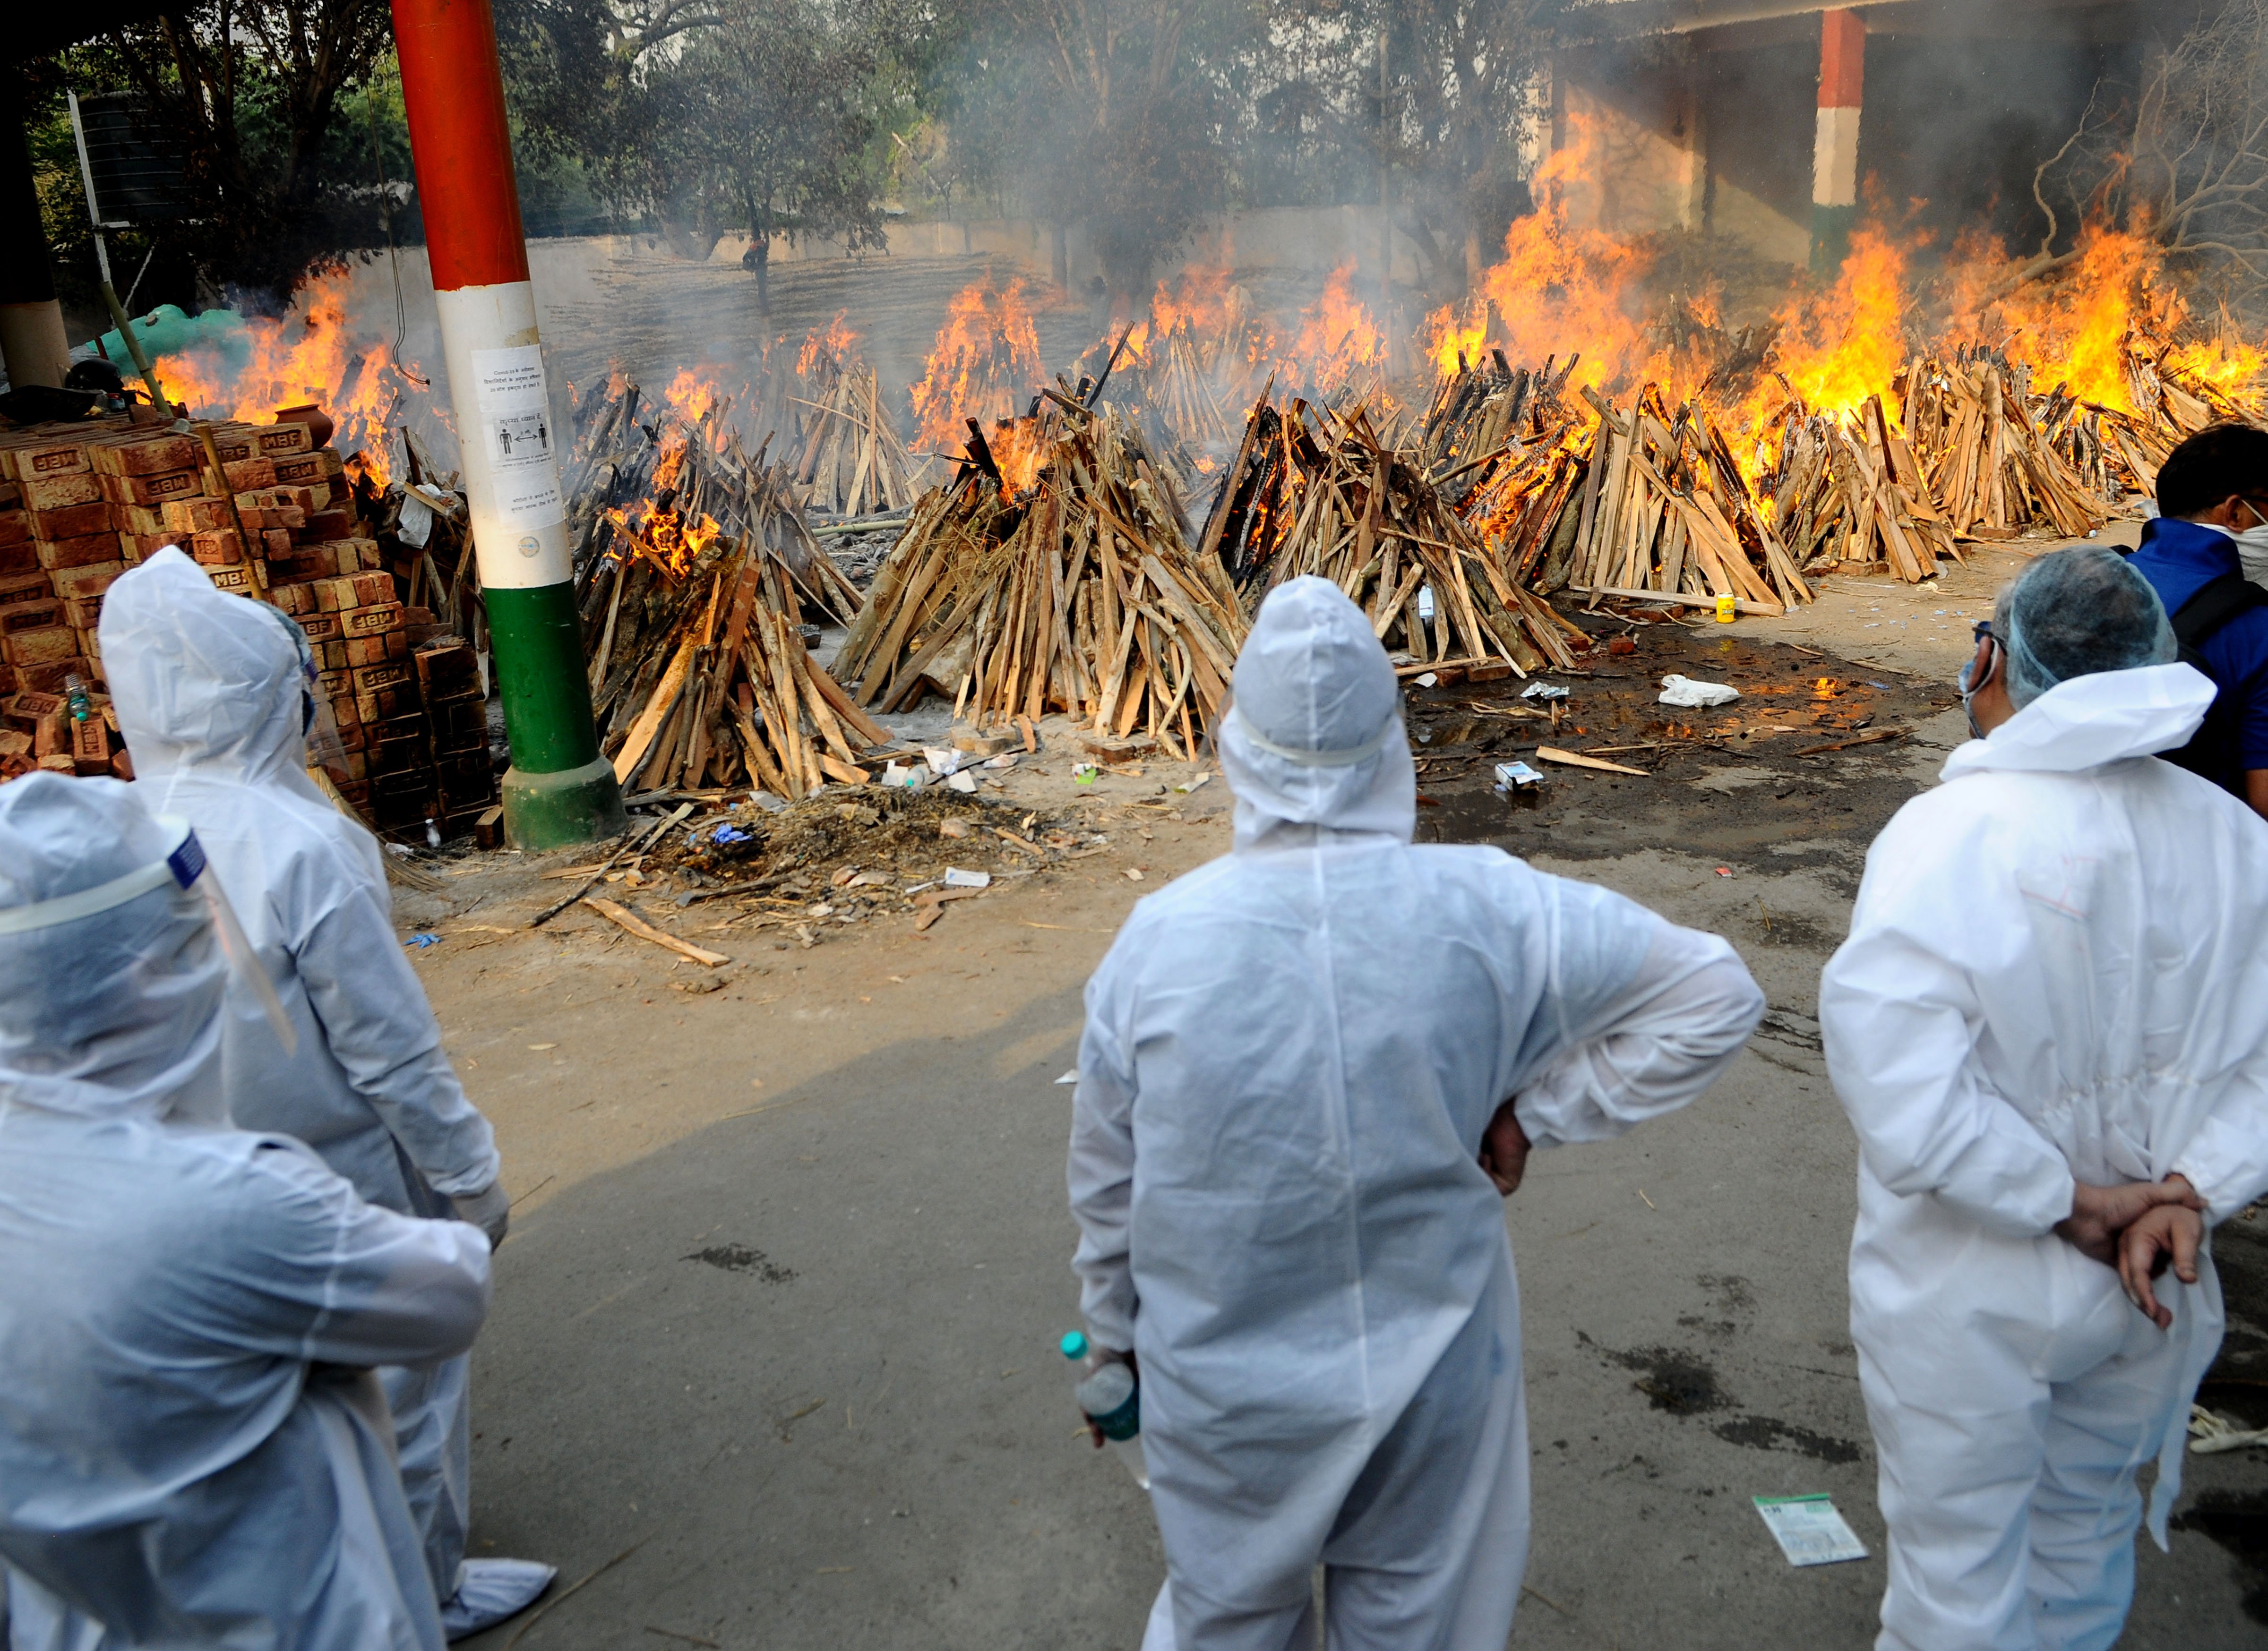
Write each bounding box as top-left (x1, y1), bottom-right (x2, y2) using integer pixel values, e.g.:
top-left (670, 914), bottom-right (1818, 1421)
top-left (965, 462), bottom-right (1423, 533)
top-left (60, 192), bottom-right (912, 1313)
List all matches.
top-left (2000, 547), bottom-right (2177, 710)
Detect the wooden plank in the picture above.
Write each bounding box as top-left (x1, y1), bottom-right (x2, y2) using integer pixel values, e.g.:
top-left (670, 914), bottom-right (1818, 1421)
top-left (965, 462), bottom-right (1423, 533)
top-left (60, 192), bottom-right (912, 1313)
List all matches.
top-left (1536, 745), bottom-right (1650, 776)
top-left (582, 895), bottom-right (732, 966)
top-left (611, 632), bottom-right (699, 783)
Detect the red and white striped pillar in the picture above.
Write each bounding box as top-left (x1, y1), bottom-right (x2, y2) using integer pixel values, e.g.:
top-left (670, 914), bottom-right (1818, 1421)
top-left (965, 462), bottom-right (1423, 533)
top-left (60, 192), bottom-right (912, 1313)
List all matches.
top-left (1811, 8), bottom-right (1864, 273)
top-left (391, 0), bottom-right (623, 847)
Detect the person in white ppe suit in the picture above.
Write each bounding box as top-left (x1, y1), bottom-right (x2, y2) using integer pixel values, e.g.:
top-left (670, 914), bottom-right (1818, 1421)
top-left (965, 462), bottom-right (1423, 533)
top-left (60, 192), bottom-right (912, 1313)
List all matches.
top-left (97, 547), bottom-right (552, 1637)
top-left (1821, 546), bottom-right (2268, 1651)
top-left (1067, 576), bottom-right (1766, 1651)
top-left (0, 772), bottom-right (493, 1651)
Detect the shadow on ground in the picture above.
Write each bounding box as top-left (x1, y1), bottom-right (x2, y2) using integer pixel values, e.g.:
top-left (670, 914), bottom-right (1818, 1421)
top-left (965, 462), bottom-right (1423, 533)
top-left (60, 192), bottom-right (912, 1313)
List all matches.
top-left (460, 984), bottom-right (1161, 1651)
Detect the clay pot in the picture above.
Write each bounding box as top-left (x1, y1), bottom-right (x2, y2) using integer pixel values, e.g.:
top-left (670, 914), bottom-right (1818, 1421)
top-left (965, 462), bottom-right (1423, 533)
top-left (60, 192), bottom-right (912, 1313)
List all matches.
top-left (274, 402), bottom-right (335, 448)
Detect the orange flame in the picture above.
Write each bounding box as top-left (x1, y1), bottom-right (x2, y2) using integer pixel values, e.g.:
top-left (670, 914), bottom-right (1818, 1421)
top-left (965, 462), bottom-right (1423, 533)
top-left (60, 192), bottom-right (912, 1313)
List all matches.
top-left (1151, 267), bottom-right (1237, 338)
top-left (986, 416), bottom-right (1048, 496)
top-left (1478, 112), bottom-right (1669, 398)
top-left (150, 270), bottom-right (425, 488)
top-left (910, 278), bottom-right (1043, 452)
top-left (663, 367), bottom-right (726, 426)
top-left (1285, 265), bottom-right (1385, 393)
top-left (797, 311), bottom-right (861, 379)
top-left (602, 481), bottom-right (720, 580)
top-left (1772, 226), bottom-right (1910, 419)
top-left (1425, 300), bottom-right (1491, 379)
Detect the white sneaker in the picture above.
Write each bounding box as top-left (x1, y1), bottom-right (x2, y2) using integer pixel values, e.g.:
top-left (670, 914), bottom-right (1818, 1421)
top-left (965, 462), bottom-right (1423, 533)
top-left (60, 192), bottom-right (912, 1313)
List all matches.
top-left (439, 1558), bottom-right (558, 1640)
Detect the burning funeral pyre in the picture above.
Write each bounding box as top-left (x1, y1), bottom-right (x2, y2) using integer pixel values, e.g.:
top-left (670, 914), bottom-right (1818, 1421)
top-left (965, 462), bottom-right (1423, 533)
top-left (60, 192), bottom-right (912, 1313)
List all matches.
top-left (1202, 391), bottom-right (1590, 672)
top-left (785, 317), bottom-right (919, 518)
top-left (831, 400), bottom-right (1245, 760)
top-left (567, 374), bottom-right (891, 799)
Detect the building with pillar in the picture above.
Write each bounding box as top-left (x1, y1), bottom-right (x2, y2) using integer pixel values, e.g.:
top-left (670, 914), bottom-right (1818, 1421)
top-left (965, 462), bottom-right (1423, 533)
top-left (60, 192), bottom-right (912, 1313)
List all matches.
top-left (2, 6), bottom-right (174, 392)
top-left (1543, 0), bottom-right (2201, 271)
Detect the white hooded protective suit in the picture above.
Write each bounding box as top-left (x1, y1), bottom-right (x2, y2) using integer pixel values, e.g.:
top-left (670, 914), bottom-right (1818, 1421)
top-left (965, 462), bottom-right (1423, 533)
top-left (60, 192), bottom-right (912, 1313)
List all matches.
top-left (1822, 662), bottom-right (2268, 1651)
top-left (0, 773), bottom-right (493, 1651)
top-left (1068, 577), bottom-right (1765, 1651)
top-left (98, 549), bottom-right (503, 1606)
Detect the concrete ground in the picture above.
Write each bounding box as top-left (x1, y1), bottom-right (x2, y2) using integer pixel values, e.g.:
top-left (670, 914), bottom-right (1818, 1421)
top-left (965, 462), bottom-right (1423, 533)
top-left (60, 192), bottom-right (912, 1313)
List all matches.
top-left (394, 541), bottom-right (2268, 1649)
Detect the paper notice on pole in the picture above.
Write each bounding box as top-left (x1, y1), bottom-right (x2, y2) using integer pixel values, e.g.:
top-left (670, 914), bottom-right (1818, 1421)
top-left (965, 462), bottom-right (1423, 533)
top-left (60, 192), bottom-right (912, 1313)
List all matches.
top-left (470, 344), bottom-right (565, 531)
top-left (1753, 1495), bottom-right (1868, 1566)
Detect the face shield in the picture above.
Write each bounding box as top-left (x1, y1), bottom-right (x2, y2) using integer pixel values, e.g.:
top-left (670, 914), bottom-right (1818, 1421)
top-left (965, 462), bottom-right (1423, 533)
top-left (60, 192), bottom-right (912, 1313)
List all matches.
top-left (0, 815), bottom-right (296, 1060)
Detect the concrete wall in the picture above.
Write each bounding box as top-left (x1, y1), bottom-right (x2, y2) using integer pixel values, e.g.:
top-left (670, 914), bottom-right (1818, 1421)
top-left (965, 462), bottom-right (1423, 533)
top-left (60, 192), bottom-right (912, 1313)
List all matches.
top-left (701, 202), bottom-right (1427, 291)
top-left (1554, 57), bottom-right (1710, 240)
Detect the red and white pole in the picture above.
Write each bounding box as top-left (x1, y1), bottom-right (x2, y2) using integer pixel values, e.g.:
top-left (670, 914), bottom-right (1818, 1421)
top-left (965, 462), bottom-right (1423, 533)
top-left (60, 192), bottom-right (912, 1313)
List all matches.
top-left (391, 0), bottom-right (622, 847)
top-left (1811, 8), bottom-right (1864, 273)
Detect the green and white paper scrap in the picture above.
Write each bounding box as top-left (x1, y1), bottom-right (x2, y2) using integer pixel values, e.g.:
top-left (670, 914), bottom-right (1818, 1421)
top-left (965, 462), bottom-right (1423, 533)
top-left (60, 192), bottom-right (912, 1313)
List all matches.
top-left (1753, 1494), bottom-right (1867, 1566)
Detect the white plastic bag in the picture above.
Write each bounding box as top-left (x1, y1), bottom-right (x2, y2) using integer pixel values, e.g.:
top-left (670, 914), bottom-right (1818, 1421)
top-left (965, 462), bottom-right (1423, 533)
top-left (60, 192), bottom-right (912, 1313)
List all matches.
top-left (1658, 674), bottom-right (1741, 709)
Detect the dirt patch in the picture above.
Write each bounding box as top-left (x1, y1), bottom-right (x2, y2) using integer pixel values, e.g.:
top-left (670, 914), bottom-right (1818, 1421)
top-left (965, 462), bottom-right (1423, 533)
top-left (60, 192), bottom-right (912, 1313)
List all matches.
top-left (658, 784), bottom-right (1087, 888)
top-left (1583, 1334), bottom-right (1729, 1415)
top-left (1409, 611), bottom-right (1957, 887)
top-left (685, 1243), bottom-right (797, 1283)
top-left (2173, 1493), bottom-right (2268, 1625)
top-left (1710, 1414), bottom-right (1865, 1464)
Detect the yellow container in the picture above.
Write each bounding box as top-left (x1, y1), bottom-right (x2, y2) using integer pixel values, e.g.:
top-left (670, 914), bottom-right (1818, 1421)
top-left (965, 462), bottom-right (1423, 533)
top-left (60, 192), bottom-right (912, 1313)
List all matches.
top-left (1714, 593), bottom-right (1736, 624)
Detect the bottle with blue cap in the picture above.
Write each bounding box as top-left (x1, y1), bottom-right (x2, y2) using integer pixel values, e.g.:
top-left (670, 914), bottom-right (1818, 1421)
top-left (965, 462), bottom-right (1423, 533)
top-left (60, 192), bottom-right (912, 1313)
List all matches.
top-left (1061, 1330), bottom-right (1149, 1489)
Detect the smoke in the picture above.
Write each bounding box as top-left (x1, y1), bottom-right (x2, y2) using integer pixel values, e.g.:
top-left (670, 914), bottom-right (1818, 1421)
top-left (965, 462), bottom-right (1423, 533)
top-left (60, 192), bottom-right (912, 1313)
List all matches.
top-left (166, 1), bottom-right (2252, 485)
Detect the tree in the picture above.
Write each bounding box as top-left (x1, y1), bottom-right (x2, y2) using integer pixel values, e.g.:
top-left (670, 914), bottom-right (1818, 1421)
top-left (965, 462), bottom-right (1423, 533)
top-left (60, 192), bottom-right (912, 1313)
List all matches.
top-left (59, 0), bottom-right (400, 300)
top-left (497, 0), bottom-right (898, 303)
top-left (2025, 0), bottom-right (2268, 299)
top-left (936, 0), bottom-right (1246, 305)
top-left (1383, 0), bottom-right (1552, 297)
top-left (699, 0), bottom-right (893, 308)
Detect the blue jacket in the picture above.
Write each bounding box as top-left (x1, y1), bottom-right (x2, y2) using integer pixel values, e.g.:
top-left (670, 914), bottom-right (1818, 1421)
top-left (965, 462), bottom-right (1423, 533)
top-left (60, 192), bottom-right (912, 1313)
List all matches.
top-left (2128, 518), bottom-right (2268, 774)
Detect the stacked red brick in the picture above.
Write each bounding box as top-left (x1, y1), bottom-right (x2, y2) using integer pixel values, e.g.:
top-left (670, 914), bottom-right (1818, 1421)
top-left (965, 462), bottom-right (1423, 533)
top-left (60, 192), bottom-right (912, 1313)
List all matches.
top-left (0, 417), bottom-right (369, 783)
top-left (0, 417), bottom-right (498, 838)
top-left (278, 571), bottom-right (484, 833)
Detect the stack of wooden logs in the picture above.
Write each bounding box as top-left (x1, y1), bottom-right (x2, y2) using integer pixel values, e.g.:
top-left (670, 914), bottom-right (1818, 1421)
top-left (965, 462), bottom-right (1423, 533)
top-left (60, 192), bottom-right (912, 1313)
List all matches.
top-left (1557, 387), bottom-right (1815, 612)
top-left (1419, 351), bottom-right (1582, 488)
top-left (1898, 353), bottom-right (2105, 541)
top-left (567, 375), bottom-right (886, 799)
top-left (2034, 338), bottom-right (2263, 500)
top-left (1202, 394), bottom-right (1591, 672)
top-left (595, 534), bottom-right (890, 799)
top-left (1754, 395), bottom-right (1961, 581)
top-left (789, 356), bottom-right (918, 517)
top-left (833, 405), bottom-right (1245, 758)
top-left (1125, 317), bottom-right (1237, 453)
top-left (568, 374), bottom-right (862, 628)
top-left (1418, 356), bottom-right (1592, 598)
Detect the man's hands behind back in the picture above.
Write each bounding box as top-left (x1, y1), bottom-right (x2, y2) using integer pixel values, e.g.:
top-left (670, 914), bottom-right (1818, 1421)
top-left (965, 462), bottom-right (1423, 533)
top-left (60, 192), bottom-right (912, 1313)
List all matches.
top-left (1480, 1104), bottom-right (1531, 1196)
top-left (2055, 1177), bottom-right (2205, 1267)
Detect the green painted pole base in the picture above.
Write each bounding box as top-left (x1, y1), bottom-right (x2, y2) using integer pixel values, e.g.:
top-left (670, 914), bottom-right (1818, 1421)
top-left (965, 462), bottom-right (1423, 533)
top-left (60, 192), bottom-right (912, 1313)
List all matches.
top-left (502, 753), bottom-right (627, 850)
top-left (482, 580), bottom-right (625, 849)
top-left (1810, 204), bottom-right (1856, 275)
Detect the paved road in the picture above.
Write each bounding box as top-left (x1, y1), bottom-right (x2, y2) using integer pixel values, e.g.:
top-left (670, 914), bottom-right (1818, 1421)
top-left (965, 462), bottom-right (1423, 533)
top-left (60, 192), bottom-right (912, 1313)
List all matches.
top-left (433, 559), bottom-right (2267, 1648)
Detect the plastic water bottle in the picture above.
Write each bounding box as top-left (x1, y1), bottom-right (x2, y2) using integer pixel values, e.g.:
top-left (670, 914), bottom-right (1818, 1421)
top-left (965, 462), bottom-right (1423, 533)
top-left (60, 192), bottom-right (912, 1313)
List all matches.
top-left (63, 674), bottom-right (91, 724)
top-left (1061, 1331), bottom-right (1149, 1490)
